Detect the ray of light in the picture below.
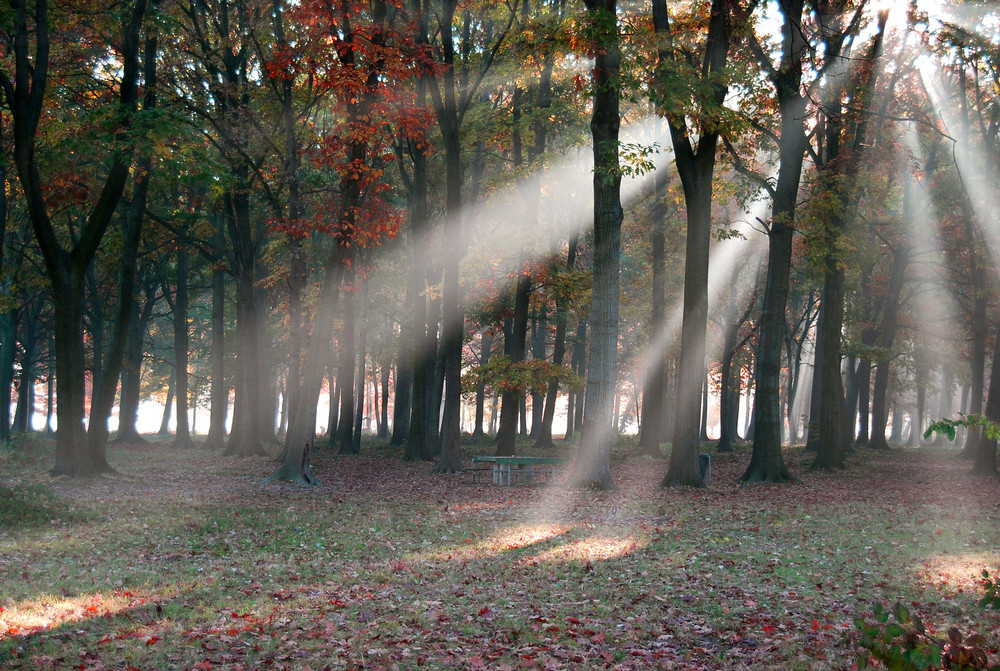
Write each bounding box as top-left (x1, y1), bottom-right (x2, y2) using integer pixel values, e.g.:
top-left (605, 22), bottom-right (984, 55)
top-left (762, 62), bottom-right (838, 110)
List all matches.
top-left (919, 61), bottom-right (1000, 282)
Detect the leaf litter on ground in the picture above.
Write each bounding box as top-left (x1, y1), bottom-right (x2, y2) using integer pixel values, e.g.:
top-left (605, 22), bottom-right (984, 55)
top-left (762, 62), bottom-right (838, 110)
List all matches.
top-left (1, 438), bottom-right (999, 669)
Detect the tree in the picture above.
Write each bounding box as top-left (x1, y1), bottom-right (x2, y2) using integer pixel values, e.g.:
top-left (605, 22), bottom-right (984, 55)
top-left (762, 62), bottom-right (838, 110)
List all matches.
top-left (809, 8), bottom-right (889, 470)
top-left (736, 0), bottom-right (809, 484)
top-left (567, 0), bottom-right (622, 491)
top-left (1, 0), bottom-right (148, 476)
top-left (273, 0), bottom-right (415, 482)
top-left (652, 0), bottom-right (736, 488)
top-left (418, 0), bottom-right (517, 474)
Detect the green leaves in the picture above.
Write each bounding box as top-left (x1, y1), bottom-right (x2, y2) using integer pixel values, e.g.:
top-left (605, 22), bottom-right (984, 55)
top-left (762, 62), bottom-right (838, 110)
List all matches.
top-left (923, 414), bottom-right (1000, 442)
top-left (856, 601), bottom-right (998, 670)
top-left (979, 570), bottom-right (1000, 610)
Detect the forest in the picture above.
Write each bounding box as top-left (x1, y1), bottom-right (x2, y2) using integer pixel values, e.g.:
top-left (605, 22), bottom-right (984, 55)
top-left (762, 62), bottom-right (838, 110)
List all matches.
top-left (3, 0), bottom-right (1000, 668)
top-left (0, 0), bottom-right (996, 486)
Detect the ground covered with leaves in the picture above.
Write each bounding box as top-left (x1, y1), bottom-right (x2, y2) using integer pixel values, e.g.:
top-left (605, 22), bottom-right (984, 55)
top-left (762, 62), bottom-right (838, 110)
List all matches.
top-left (1, 437), bottom-right (999, 670)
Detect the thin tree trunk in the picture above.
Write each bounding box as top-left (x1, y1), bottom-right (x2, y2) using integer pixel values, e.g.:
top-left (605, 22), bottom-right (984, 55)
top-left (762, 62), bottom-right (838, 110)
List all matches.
top-left (159, 375), bottom-right (173, 436)
top-left (173, 250), bottom-right (194, 449)
top-left (535, 236), bottom-right (577, 449)
top-left (529, 311), bottom-right (546, 439)
top-left (114, 294), bottom-right (153, 445)
top-left (869, 244), bottom-right (909, 450)
top-left (0, 310), bottom-right (17, 442)
top-left (337, 276), bottom-right (358, 455)
top-left (472, 330), bottom-right (493, 438)
top-left (638, 159), bottom-right (667, 457)
top-left (13, 302), bottom-right (40, 433)
top-left (496, 272), bottom-right (531, 456)
top-left (205, 217), bottom-right (228, 451)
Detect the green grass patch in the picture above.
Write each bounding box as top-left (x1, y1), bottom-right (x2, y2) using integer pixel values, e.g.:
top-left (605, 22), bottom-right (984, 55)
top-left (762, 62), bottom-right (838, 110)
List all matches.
top-left (0, 484), bottom-right (88, 529)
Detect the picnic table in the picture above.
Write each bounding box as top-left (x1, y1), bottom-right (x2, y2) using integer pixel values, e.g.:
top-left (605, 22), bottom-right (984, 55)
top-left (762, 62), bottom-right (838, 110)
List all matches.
top-left (470, 455), bottom-right (568, 486)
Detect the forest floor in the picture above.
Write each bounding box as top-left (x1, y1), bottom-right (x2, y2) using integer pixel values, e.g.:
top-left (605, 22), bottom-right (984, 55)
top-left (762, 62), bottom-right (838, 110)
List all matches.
top-left (1, 435), bottom-right (999, 670)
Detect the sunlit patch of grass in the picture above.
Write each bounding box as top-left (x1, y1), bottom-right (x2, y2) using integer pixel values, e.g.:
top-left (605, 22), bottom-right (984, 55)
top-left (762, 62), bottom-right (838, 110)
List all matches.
top-left (913, 552), bottom-right (999, 593)
top-left (0, 590), bottom-right (143, 637)
top-left (528, 533), bottom-right (645, 563)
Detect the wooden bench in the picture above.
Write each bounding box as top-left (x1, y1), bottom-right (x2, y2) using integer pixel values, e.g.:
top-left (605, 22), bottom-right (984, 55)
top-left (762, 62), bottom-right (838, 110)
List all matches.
top-left (470, 456), bottom-right (568, 486)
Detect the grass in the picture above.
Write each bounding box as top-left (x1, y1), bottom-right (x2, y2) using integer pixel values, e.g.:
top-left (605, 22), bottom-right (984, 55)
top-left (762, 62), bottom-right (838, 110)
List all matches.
top-left (1, 434), bottom-right (999, 669)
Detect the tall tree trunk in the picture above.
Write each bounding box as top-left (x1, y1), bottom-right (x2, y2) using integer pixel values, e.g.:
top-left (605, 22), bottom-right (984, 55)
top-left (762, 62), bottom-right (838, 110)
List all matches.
top-left (379, 359), bottom-right (390, 439)
top-left (571, 317), bottom-right (588, 437)
top-left (658, 0), bottom-right (731, 488)
top-left (428, 0), bottom-right (465, 475)
top-left (812, 249), bottom-right (848, 468)
top-left (337, 277), bottom-right (358, 455)
top-left (535, 236), bottom-right (577, 449)
top-left (159, 374), bottom-right (173, 436)
top-left (639, 159), bottom-right (668, 457)
top-left (13, 307), bottom-right (38, 433)
top-left (529, 311), bottom-right (546, 439)
top-left (0, 310), bottom-right (16, 441)
top-left (567, 0), bottom-right (621, 490)
top-left (717, 342), bottom-right (739, 453)
top-left (910, 360), bottom-right (926, 445)
top-left (741, 0), bottom-right (807, 484)
top-left (113, 295), bottom-right (153, 444)
top-left (426, 303), bottom-right (445, 453)
top-left (811, 12), bottom-right (889, 469)
top-left (352, 314), bottom-right (367, 454)
top-left (223, 186), bottom-right (266, 457)
top-left (856, 342), bottom-right (874, 444)
top-left (0, 111), bottom-right (11, 443)
top-left (401, 79), bottom-right (431, 458)
top-left (44, 334), bottom-right (53, 434)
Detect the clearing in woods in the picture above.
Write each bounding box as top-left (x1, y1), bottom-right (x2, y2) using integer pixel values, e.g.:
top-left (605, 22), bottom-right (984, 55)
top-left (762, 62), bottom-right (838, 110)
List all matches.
top-left (1, 438), bottom-right (999, 669)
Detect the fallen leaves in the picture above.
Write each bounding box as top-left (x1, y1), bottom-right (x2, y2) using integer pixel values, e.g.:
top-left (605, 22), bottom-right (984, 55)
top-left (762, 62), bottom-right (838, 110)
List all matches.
top-left (1, 446), bottom-right (999, 669)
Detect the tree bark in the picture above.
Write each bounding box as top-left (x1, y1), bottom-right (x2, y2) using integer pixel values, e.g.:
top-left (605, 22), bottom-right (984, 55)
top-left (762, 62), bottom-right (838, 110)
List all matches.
top-left (13, 300), bottom-right (42, 434)
top-left (496, 272), bottom-right (532, 456)
top-left (741, 0), bottom-right (807, 483)
top-left (638, 156), bottom-right (668, 457)
top-left (429, 0), bottom-right (465, 475)
top-left (172, 249), bottom-right (194, 449)
top-left (971, 323), bottom-right (1000, 476)
top-left (657, 0), bottom-right (731, 489)
top-left (0, 310), bottom-right (16, 441)
top-left (869, 244), bottom-right (909, 450)
top-left (472, 329), bottom-right (492, 438)
top-left (535, 236), bottom-right (577, 449)
top-left (567, 0), bottom-right (621, 490)
top-left (337, 278), bottom-right (358, 455)
top-left (113, 293), bottom-right (154, 445)
top-left (205, 218), bottom-right (228, 451)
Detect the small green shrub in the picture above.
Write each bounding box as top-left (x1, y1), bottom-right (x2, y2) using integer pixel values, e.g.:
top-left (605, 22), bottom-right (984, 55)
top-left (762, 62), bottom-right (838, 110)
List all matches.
top-left (980, 570), bottom-right (1000, 610)
top-left (855, 602), bottom-right (998, 670)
